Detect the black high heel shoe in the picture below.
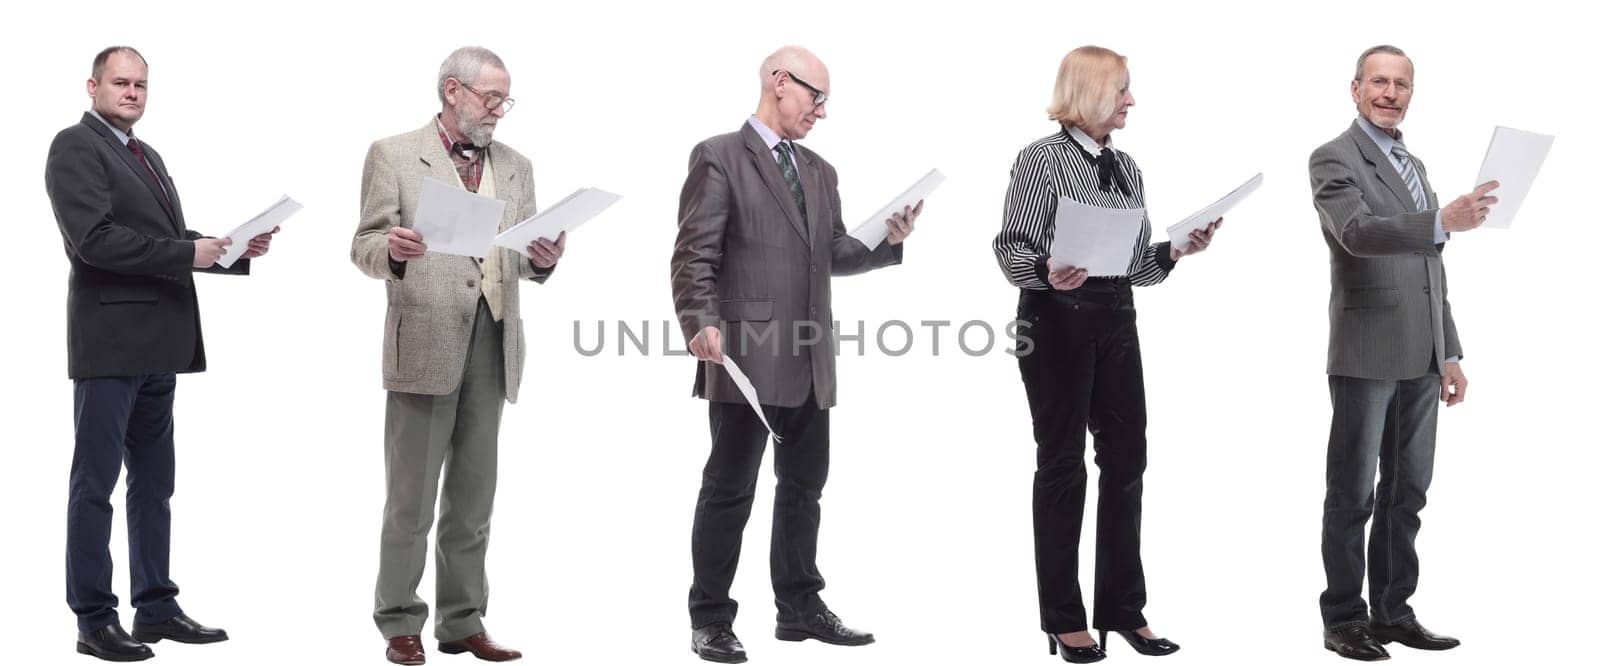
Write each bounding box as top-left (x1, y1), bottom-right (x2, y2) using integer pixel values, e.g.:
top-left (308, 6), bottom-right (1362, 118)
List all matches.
top-left (1047, 633), bottom-right (1106, 663)
top-left (1100, 629), bottom-right (1181, 656)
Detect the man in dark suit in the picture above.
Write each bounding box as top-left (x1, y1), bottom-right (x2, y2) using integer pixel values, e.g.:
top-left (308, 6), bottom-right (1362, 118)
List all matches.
top-left (1308, 45), bottom-right (1497, 662)
top-left (44, 46), bottom-right (277, 663)
top-left (670, 45), bottom-right (920, 664)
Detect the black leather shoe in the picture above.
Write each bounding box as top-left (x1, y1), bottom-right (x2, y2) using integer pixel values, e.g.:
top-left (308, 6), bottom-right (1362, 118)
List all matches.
top-left (774, 609), bottom-right (874, 646)
top-left (1370, 618), bottom-right (1460, 651)
top-left (1047, 634), bottom-right (1106, 663)
top-left (691, 623), bottom-right (747, 664)
top-left (1102, 629), bottom-right (1180, 656)
top-left (1324, 625), bottom-right (1390, 661)
top-left (131, 613), bottom-right (229, 644)
top-left (76, 624), bottom-right (153, 662)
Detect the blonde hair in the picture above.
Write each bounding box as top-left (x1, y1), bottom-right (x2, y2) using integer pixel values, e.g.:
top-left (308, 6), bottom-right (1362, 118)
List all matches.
top-left (1046, 46), bottom-right (1128, 128)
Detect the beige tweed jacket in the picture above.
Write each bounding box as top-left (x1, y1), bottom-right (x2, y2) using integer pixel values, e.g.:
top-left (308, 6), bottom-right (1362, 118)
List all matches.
top-left (351, 121), bottom-right (551, 402)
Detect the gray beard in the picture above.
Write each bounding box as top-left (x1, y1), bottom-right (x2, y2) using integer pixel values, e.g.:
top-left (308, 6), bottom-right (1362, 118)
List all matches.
top-left (462, 123), bottom-right (494, 147)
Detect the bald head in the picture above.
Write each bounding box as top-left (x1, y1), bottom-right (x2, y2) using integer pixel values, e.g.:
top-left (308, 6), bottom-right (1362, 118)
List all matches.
top-left (760, 46), bottom-right (827, 91)
top-left (755, 45), bottom-right (830, 140)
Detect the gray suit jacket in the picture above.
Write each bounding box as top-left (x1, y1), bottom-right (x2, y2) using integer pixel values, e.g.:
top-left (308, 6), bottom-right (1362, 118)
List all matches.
top-left (670, 122), bottom-right (902, 410)
top-left (1309, 119), bottom-right (1462, 381)
top-left (351, 121), bottom-right (551, 403)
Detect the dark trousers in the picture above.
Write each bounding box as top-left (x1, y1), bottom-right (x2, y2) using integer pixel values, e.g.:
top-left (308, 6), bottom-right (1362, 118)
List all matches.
top-left (688, 392), bottom-right (829, 628)
top-left (1016, 284), bottom-right (1148, 633)
top-left (1320, 370), bottom-right (1440, 629)
top-left (67, 374), bottom-right (182, 632)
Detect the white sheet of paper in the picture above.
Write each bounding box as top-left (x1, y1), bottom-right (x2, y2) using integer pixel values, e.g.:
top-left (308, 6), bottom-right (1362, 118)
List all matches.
top-left (719, 356), bottom-right (780, 443)
top-left (412, 176), bottom-right (506, 257)
top-left (1048, 197), bottom-right (1144, 277)
top-left (217, 195), bottom-right (302, 269)
top-left (1166, 172), bottom-right (1262, 253)
top-left (492, 187), bottom-right (622, 258)
top-left (848, 168), bottom-right (945, 249)
top-left (1474, 126), bottom-right (1555, 229)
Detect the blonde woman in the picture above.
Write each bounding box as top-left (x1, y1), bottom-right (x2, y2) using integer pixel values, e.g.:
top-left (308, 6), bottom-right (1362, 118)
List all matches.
top-left (993, 45), bottom-right (1220, 663)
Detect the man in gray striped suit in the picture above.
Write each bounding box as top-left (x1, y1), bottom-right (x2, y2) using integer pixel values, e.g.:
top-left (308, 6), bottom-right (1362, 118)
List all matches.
top-left (1309, 45), bottom-right (1498, 662)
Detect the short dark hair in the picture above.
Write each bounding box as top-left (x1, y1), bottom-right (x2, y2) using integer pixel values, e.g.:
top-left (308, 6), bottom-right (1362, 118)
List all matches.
top-left (1354, 45), bottom-right (1410, 82)
top-left (91, 46), bottom-right (147, 81)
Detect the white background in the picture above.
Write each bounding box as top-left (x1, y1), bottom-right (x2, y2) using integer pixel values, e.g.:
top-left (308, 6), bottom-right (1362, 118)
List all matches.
top-left (2, 1), bottom-right (1593, 665)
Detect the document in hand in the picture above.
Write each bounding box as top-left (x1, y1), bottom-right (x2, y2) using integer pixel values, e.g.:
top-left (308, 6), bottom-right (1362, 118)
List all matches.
top-left (1167, 172), bottom-right (1262, 253)
top-left (1049, 197), bottom-right (1143, 277)
top-left (492, 187), bottom-right (622, 258)
top-left (847, 168), bottom-right (945, 249)
top-left (719, 356), bottom-right (780, 443)
top-left (412, 176), bottom-right (506, 257)
top-left (1475, 126), bottom-right (1554, 229)
top-left (217, 195), bottom-right (302, 269)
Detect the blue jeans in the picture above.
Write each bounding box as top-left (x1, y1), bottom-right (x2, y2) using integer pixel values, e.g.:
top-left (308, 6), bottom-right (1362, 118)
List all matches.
top-left (1320, 371), bottom-right (1440, 629)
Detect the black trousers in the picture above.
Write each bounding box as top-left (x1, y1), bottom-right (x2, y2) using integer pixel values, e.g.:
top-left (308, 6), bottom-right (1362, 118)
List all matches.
top-left (1017, 284), bottom-right (1148, 633)
top-left (67, 374), bottom-right (183, 632)
top-left (1320, 370), bottom-right (1440, 629)
top-left (688, 392), bottom-right (829, 628)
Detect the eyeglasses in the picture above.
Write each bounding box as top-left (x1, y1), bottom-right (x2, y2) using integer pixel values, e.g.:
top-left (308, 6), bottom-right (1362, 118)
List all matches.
top-left (772, 69), bottom-right (828, 106)
top-left (457, 80), bottom-right (516, 113)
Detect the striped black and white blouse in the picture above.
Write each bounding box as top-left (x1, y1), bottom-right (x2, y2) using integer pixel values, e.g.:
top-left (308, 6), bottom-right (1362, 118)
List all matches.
top-left (994, 125), bottom-right (1176, 290)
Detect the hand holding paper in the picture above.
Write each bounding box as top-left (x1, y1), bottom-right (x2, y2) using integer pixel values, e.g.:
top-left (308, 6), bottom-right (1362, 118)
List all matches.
top-left (848, 168), bottom-right (944, 249)
top-left (1440, 181), bottom-right (1500, 233)
top-left (1473, 125), bottom-right (1554, 229)
top-left (886, 200), bottom-right (922, 245)
top-left (217, 195), bottom-right (302, 268)
top-left (492, 187), bottom-right (620, 258)
top-left (1166, 173), bottom-right (1260, 254)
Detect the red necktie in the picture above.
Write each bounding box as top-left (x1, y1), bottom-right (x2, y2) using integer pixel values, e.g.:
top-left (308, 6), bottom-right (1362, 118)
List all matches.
top-left (126, 138), bottom-right (175, 213)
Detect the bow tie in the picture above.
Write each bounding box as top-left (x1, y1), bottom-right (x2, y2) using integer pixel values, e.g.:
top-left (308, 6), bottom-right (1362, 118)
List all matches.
top-left (1091, 149), bottom-right (1131, 196)
top-left (1064, 127), bottom-right (1131, 196)
top-left (450, 142), bottom-right (480, 158)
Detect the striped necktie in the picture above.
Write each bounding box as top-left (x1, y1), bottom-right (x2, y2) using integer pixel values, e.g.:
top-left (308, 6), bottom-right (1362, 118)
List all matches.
top-left (1389, 142), bottom-right (1428, 211)
top-left (773, 141), bottom-right (807, 220)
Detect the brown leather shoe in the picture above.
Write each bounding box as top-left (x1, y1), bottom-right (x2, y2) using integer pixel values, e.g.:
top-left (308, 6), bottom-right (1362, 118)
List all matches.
top-left (438, 632), bottom-right (522, 661)
top-left (387, 635), bottom-right (426, 665)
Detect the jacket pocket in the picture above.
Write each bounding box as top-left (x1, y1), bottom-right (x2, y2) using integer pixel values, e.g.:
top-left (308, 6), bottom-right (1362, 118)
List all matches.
top-left (1341, 287), bottom-right (1399, 309)
top-left (98, 285), bottom-right (159, 304)
top-left (383, 307), bottom-right (417, 380)
top-left (719, 298), bottom-right (775, 322)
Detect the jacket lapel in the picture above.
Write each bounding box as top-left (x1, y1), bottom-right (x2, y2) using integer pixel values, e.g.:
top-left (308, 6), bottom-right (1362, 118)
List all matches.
top-left (82, 113), bottom-right (181, 232)
top-left (488, 142), bottom-right (518, 231)
top-left (796, 144), bottom-right (826, 246)
top-left (1347, 120), bottom-right (1418, 213)
top-left (415, 121), bottom-right (465, 192)
top-left (741, 123), bottom-right (811, 249)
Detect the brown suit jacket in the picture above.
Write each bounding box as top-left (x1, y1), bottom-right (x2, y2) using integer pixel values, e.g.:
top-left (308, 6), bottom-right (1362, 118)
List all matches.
top-left (671, 122), bottom-right (902, 410)
top-left (351, 121), bottom-right (552, 403)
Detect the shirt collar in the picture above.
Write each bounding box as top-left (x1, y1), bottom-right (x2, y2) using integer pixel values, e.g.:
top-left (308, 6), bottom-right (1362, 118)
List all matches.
top-left (747, 115), bottom-right (790, 154)
top-left (1065, 124), bottom-right (1113, 157)
top-left (1355, 115), bottom-right (1404, 155)
top-left (89, 109), bottom-right (132, 146)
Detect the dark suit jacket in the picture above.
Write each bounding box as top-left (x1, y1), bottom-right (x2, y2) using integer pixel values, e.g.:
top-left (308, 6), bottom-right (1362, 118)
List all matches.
top-left (671, 122), bottom-right (902, 410)
top-left (45, 112), bottom-right (247, 380)
top-left (1309, 119), bottom-right (1460, 381)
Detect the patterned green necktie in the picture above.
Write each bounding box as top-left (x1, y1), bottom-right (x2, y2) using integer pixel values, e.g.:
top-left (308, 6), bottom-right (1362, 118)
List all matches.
top-left (773, 141), bottom-right (807, 220)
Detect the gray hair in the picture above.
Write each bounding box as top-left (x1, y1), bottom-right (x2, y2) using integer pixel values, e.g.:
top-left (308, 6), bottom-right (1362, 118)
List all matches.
top-left (91, 46), bottom-right (146, 81)
top-left (437, 46), bottom-right (507, 103)
top-left (1354, 45), bottom-right (1411, 81)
